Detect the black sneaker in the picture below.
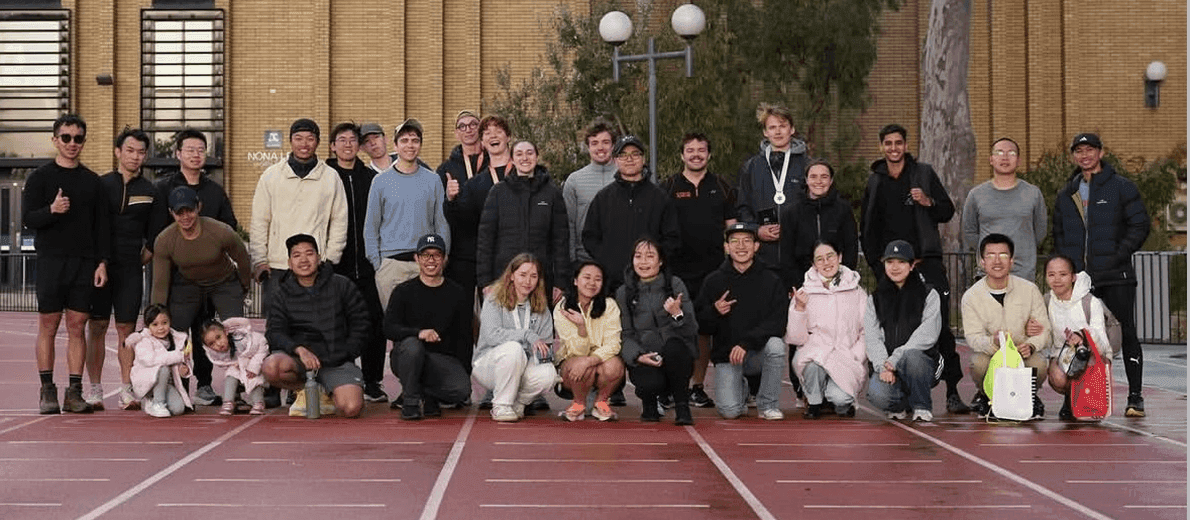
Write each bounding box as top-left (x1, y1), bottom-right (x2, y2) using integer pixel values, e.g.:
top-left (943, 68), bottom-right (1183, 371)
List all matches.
top-left (530, 395), bottom-right (550, 411)
top-left (640, 397), bottom-right (661, 422)
top-left (971, 392), bottom-right (991, 418)
top-left (946, 393), bottom-right (971, 414)
top-left (609, 388), bottom-right (627, 407)
top-left (423, 397), bottom-right (441, 417)
top-left (836, 404), bottom-right (856, 417)
top-left (802, 403), bottom-right (821, 419)
top-left (1125, 393), bottom-right (1146, 418)
top-left (401, 401), bottom-right (423, 421)
top-left (1059, 395), bottom-right (1075, 421)
top-left (39, 384), bottom-right (60, 415)
top-left (63, 384), bottom-right (93, 414)
top-left (363, 383), bottom-right (388, 403)
top-left (689, 385), bottom-right (714, 408)
top-left (658, 393), bottom-right (674, 409)
top-left (479, 390), bottom-right (493, 410)
top-left (674, 404), bottom-right (693, 426)
top-left (264, 387), bottom-right (282, 409)
top-left (389, 392), bottom-right (405, 409)
top-left (1031, 394), bottom-right (1045, 420)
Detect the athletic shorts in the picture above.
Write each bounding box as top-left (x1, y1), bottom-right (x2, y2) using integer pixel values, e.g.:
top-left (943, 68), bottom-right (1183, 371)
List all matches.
top-left (286, 355), bottom-right (364, 392)
top-left (36, 255), bottom-right (95, 314)
top-left (90, 261), bottom-right (145, 323)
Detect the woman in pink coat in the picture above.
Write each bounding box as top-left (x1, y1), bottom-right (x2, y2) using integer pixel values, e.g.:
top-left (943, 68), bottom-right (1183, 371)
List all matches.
top-left (785, 241), bottom-right (867, 418)
top-left (128, 304), bottom-right (194, 418)
top-left (201, 317), bottom-right (269, 415)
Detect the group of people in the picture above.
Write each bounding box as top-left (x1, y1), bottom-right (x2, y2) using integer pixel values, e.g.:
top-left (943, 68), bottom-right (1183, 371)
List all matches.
top-left (24, 105), bottom-right (1151, 424)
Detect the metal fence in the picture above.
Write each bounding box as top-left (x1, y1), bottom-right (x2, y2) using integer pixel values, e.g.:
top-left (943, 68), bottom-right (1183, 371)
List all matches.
top-left (0, 251), bottom-right (1183, 343)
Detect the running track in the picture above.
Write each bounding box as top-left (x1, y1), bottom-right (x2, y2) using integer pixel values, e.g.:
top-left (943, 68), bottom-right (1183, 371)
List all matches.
top-left (0, 312), bottom-right (1184, 519)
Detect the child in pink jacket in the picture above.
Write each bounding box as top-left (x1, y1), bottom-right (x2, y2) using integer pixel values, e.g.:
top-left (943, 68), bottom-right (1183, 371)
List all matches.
top-left (201, 317), bottom-right (269, 415)
top-left (128, 304), bottom-right (193, 418)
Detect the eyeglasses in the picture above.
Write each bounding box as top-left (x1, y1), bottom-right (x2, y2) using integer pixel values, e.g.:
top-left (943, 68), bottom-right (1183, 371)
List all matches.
top-left (992, 150), bottom-right (1018, 157)
top-left (335, 136), bottom-right (358, 144)
top-left (179, 147), bottom-right (206, 155)
top-left (813, 252), bottom-right (838, 264)
top-left (418, 252), bottom-right (444, 261)
top-left (56, 133), bottom-right (85, 144)
top-left (983, 252), bottom-right (1011, 261)
top-left (617, 151), bottom-right (644, 160)
top-left (456, 121), bottom-right (480, 131)
top-left (727, 237), bottom-right (754, 245)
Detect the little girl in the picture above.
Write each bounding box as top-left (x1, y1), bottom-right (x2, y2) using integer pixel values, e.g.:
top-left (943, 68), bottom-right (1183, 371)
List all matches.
top-left (202, 317), bottom-right (269, 415)
top-left (127, 304), bottom-right (193, 418)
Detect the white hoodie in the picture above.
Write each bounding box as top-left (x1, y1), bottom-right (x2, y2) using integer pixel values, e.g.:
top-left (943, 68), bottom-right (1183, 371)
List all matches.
top-left (1046, 271), bottom-right (1112, 360)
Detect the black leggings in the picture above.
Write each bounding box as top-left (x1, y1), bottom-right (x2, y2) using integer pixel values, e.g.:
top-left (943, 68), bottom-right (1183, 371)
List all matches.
top-left (628, 337), bottom-right (694, 406)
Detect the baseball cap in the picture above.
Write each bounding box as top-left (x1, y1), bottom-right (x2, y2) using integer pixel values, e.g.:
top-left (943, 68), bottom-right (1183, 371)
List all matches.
top-left (290, 118), bottom-right (320, 139)
top-left (394, 118), bottom-right (423, 140)
top-left (359, 122), bottom-right (384, 139)
top-left (455, 110), bottom-right (479, 122)
top-left (723, 221), bottom-right (759, 241)
top-left (1070, 133), bottom-right (1102, 151)
top-left (416, 234), bottom-right (445, 254)
top-left (168, 186), bottom-right (200, 212)
top-left (881, 240), bottom-right (915, 262)
top-left (613, 135), bottom-right (645, 157)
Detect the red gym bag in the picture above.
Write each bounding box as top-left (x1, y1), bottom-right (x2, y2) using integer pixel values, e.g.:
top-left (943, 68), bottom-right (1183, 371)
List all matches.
top-left (1070, 330), bottom-right (1112, 420)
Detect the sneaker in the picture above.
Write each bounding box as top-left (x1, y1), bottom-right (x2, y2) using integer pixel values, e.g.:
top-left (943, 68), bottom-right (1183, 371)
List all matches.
top-left (263, 388), bottom-right (282, 409)
top-left (946, 393), bottom-right (971, 414)
top-left (363, 383), bottom-right (388, 403)
top-left (119, 385), bottom-right (139, 410)
top-left (886, 410), bottom-right (909, 420)
top-left (85, 384), bottom-right (105, 411)
top-left (836, 404), bottom-right (856, 417)
top-left (658, 393), bottom-right (674, 409)
top-left (560, 402), bottom-right (585, 422)
top-left (422, 397), bottom-right (442, 417)
top-left (39, 384), bottom-right (60, 414)
top-left (760, 408), bottom-right (784, 421)
top-left (591, 400), bottom-right (617, 422)
top-left (193, 385), bottom-right (219, 406)
top-left (746, 394), bottom-right (757, 408)
top-left (912, 409), bottom-right (933, 422)
top-left (530, 394), bottom-right (550, 411)
top-left (401, 401), bottom-right (423, 421)
top-left (390, 392), bottom-right (405, 409)
top-left (513, 403), bottom-right (526, 419)
top-left (640, 397), bottom-right (661, 422)
top-left (1059, 396), bottom-right (1075, 421)
top-left (609, 388), bottom-right (627, 407)
top-left (63, 384), bottom-right (92, 413)
top-left (802, 403), bottom-right (822, 419)
top-left (145, 400), bottom-right (171, 418)
top-left (491, 405), bottom-right (519, 422)
top-left (219, 402), bottom-right (235, 416)
top-left (319, 392), bottom-right (335, 416)
top-left (971, 392), bottom-right (991, 418)
top-left (674, 404), bottom-right (693, 426)
top-left (1031, 394), bottom-right (1045, 420)
top-left (689, 385), bottom-right (714, 408)
top-left (479, 390), bottom-right (494, 410)
top-left (1125, 393), bottom-right (1146, 418)
top-left (249, 401), bottom-right (266, 415)
top-left (288, 390), bottom-right (307, 417)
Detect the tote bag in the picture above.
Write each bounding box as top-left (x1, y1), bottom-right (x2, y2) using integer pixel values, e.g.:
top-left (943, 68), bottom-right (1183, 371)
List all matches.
top-left (1070, 330), bottom-right (1113, 420)
top-left (988, 332), bottom-right (1033, 421)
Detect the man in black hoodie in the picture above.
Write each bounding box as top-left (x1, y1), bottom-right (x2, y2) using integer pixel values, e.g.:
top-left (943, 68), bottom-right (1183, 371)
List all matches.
top-left (262, 234), bottom-right (369, 418)
top-left (860, 124), bottom-right (968, 415)
top-left (696, 223), bottom-right (789, 420)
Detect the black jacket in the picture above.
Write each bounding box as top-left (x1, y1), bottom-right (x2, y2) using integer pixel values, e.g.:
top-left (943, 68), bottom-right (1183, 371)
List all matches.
top-left (147, 170), bottom-right (238, 251)
top-left (266, 262), bottom-right (369, 368)
top-left (736, 139), bottom-right (809, 266)
top-left (327, 158), bottom-right (377, 280)
top-left (695, 259), bottom-right (789, 363)
top-left (660, 171), bottom-right (737, 281)
top-left (1053, 161), bottom-right (1150, 287)
top-left (860, 154), bottom-right (954, 271)
top-left (475, 165), bottom-right (570, 289)
top-left (778, 188), bottom-right (858, 289)
top-left (581, 171), bottom-right (682, 289)
top-left (99, 171), bottom-right (156, 265)
top-left (438, 145), bottom-right (493, 265)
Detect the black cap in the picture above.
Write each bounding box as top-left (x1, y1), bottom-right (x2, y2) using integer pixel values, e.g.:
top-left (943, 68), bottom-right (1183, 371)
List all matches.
top-left (1070, 133), bottom-right (1102, 151)
top-left (290, 118), bottom-right (320, 140)
top-left (723, 221), bottom-right (759, 241)
top-left (416, 233), bottom-right (445, 254)
top-left (881, 240), bottom-right (915, 262)
top-left (168, 186), bottom-right (200, 212)
top-left (359, 122), bottom-right (384, 139)
top-left (613, 135), bottom-right (645, 157)
top-left (285, 233), bottom-right (319, 254)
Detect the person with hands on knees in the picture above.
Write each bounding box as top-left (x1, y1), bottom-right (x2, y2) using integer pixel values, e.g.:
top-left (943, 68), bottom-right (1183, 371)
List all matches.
top-left (695, 222), bottom-right (790, 420)
top-left (127, 304), bottom-right (193, 418)
top-left (474, 254), bottom-right (559, 422)
top-left (201, 318), bottom-right (269, 416)
top-left (616, 239), bottom-right (698, 425)
top-left (1042, 255), bottom-right (1113, 420)
top-left (864, 240), bottom-right (942, 422)
top-left (785, 241), bottom-right (867, 419)
top-left (960, 233), bottom-right (1051, 420)
top-left (261, 234), bottom-right (369, 419)
top-left (554, 261), bottom-right (625, 422)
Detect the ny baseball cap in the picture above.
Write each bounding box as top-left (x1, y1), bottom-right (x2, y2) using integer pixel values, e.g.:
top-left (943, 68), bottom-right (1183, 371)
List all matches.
top-left (416, 233), bottom-right (445, 254)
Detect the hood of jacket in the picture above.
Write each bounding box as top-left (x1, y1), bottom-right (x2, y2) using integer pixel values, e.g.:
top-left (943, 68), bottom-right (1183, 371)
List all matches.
top-left (801, 264), bottom-right (861, 294)
top-left (1070, 270), bottom-right (1093, 301)
top-left (758, 138), bottom-right (808, 156)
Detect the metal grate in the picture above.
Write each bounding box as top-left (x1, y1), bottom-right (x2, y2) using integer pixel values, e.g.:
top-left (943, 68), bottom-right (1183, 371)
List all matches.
top-left (0, 10), bottom-right (70, 163)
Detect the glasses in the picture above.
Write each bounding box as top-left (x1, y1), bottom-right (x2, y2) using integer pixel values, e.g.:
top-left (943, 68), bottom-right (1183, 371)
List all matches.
top-left (179, 147), bottom-right (206, 155)
top-left (418, 252), bottom-right (444, 261)
top-left (56, 133), bottom-right (85, 144)
top-left (983, 252), bottom-right (1011, 261)
top-left (727, 237), bottom-right (754, 245)
top-left (335, 136), bottom-right (358, 144)
top-left (992, 150), bottom-right (1018, 157)
top-left (617, 151), bottom-right (644, 160)
top-left (456, 121), bottom-right (480, 131)
top-left (814, 252), bottom-right (838, 264)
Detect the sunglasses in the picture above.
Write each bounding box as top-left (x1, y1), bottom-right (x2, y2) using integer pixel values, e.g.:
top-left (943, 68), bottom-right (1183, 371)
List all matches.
top-left (57, 133), bottom-right (86, 144)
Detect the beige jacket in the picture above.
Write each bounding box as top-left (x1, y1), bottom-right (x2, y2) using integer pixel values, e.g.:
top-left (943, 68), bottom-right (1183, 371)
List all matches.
top-left (250, 158), bottom-right (349, 269)
top-left (552, 297), bottom-right (622, 363)
top-left (961, 274), bottom-right (1052, 356)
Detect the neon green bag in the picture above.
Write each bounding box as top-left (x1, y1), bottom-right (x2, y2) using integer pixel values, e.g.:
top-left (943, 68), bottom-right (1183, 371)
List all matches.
top-left (982, 331), bottom-right (1024, 398)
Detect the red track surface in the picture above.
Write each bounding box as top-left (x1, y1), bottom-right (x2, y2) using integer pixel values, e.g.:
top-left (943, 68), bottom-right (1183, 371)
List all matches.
top-left (0, 312), bottom-right (1184, 519)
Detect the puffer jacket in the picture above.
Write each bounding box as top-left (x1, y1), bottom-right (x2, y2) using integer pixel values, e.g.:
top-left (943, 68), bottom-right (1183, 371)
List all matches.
top-left (128, 328), bottom-right (193, 408)
top-left (266, 262), bottom-right (369, 368)
top-left (1053, 161), bottom-right (1150, 287)
top-left (778, 188), bottom-right (858, 289)
top-left (615, 275), bottom-right (698, 367)
top-left (581, 171), bottom-right (681, 289)
top-left (203, 317), bottom-right (269, 396)
top-left (784, 265), bottom-right (867, 398)
top-left (437, 144), bottom-right (490, 264)
top-left (327, 157), bottom-right (377, 280)
top-left (475, 165), bottom-right (569, 288)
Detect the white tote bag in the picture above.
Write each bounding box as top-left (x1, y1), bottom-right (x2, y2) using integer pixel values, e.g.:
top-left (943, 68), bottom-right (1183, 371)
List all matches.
top-left (990, 332), bottom-right (1033, 421)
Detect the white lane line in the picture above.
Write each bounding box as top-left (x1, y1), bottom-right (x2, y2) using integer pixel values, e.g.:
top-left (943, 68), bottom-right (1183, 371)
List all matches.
top-left (0, 416), bottom-right (50, 435)
top-left (76, 415), bottom-right (265, 520)
top-left (0, 458), bottom-right (147, 462)
top-left (1069, 480), bottom-right (1186, 484)
top-left (864, 406), bottom-right (1116, 520)
top-left (493, 441), bottom-right (667, 446)
top-left (225, 458), bottom-right (413, 462)
top-left (758, 459), bottom-right (942, 463)
top-left (159, 503), bottom-right (386, 508)
top-left (250, 441), bottom-right (424, 445)
top-left (979, 443), bottom-right (1145, 447)
top-left (778, 480), bottom-right (982, 484)
top-left (1019, 460), bottom-right (1184, 464)
top-left (0, 478), bottom-right (109, 482)
top-left (492, 458), bottom-right (678, 463)
top-left (723, 428), bottom-right (887, 432)
top-left (1123, 505), bottom-right (1188, 509)
top-left (479, 504), bottom-right (710, 509)
top-left (740, 443), bottom-right (910, 447)
top-left (8, 441), bottom-right (182, 445)
top-left (686, 425), bottom-right (777, 520)
top-left (1101, 419), bottom-right (1187, 448)
top-left (486, 479), bottom-right (693, 483)
top-left (805, 504), bottom-right (1032, 509)
top-left (196, 478), bottom-right (401, 483)
top-left (0, 502), bottom-right (61, 507)
top-left (418, 409), bottom-right (476, 520)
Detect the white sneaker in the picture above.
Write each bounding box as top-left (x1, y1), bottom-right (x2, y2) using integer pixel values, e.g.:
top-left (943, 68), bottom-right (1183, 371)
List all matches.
top-left (491, 405), bottom-right (519, 422)
top-left (912, 409), bottom-right (933, 422)
top-left (886, 410), bottom-right (909, 420)
top-left (760, 408), bottom-right (784, 421)
top-left (84, 384), bottom-right (104, 410)
top-left (119, 385), bottom-right (139, 410)
top-left (144, 400), bottom-right (170, 418)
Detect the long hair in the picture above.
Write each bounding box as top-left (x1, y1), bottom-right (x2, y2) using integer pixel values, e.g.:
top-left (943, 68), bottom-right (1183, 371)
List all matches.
top-left (489, 253), bottom-right (547, 313)
top-left (200, 319), bottom-right (237, 358)
top-left (563, 260), bottom-right (608, 319)
top-left (622, 237), bottom-right (674, 323)
top-left (142, 303), bottom-right (175, 351)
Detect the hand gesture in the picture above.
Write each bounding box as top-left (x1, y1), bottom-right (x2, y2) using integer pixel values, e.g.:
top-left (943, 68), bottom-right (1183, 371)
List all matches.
top-left (50, 188), bottom-right (70, 214)
top-left (714, 290), bottom-right (736, 316)
top-left (1064, 328), bottom-right (1083, 346)
top-left (1025, 318), bottom-right (1043, 337)
top-left (909, 188), bottom-right (932, 206)
top-left (793, 288), bottom-right (808, 311)
top-left (446, 173), bottom-right (460, 201)
top-left (759, 223), bottom-right (780, 241)
top-left (560, 308), bottom-right (585, 327)
top-left (729, 345), bottom-right (747, 365)
top-left (663, 293), bottom-right (683, 317)
top-left (418, 329), bottom-right (441, 343)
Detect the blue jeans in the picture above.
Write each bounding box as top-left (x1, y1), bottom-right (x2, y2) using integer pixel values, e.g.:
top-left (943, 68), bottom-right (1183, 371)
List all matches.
top-left (866, 349), bottom-right (937, 413)
top-left (715, 337), bottom-right (786, 418)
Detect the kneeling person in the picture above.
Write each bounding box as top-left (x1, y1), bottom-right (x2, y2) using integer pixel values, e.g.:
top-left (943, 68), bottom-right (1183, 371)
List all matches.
top-left (262, 234), bottom-right (369, 418)
top-left (384, 234), bottom-right (472, 420)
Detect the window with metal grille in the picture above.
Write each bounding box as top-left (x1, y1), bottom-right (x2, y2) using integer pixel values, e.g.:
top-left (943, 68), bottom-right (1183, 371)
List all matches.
top-left (141, 9), bottom-right (224, 174)
top-left (0, 9), bottom-right (70, 163)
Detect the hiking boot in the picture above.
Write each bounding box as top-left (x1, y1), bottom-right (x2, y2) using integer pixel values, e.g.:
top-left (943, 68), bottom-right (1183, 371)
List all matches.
top-left (802, 403), bottom-right (822, 419)
top-left (946, 393), bottom-right (971, 414)
top-left (1031, 394), bottom-right (1045, 420)
top-left (63, 384), bottom-right (92, 413)
top-left (1125, 393), bottom-right (1146, 418)
top-left (422, 397), bottom-right (441, 418)
top-left (194, 385), bottom-right (219, 406)
top-left (39, 384), bottom-right (60, 414)
top-left (674, 404), bottom-right (694, 426)
top-left (689, 385), bottom-right (714, 408)
top-left (363, 383), bottom-right (388, 403)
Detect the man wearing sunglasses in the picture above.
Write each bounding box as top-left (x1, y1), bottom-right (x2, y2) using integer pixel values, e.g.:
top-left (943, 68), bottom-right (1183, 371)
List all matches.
top-left (22, 113), bottom-right (111, 414)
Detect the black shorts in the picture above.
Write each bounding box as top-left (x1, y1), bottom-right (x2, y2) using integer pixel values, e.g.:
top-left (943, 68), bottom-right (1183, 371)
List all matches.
top-left (90, 261), bottom-right (145, 323)
top-left (36, 255), bottom-right (95, 314)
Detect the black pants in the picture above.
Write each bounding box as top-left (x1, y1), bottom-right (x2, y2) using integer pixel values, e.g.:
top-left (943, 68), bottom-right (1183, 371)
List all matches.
top-left (391, 337), bottom-right (472, 405)
top-left (1093, 283), bottom-right (1142, 395)
top-left (444, 258), bottom-right (476, 373)
top-left (915, 257), bottom-right (961, 388)
top-left (628, 337), bottom-right (694, 406)
top-left (170, 276), bottom-right (244, 388)
top-left (349, 274), bottom-right (386, 386)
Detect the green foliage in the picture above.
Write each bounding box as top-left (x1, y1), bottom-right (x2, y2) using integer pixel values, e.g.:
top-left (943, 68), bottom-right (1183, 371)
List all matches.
top-left (484, 0), bottom-right (899, 188)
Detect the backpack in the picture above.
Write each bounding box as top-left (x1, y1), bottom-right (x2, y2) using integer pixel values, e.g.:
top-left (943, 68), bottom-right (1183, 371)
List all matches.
top-left (1045, 292), bottom-right (1122, 358)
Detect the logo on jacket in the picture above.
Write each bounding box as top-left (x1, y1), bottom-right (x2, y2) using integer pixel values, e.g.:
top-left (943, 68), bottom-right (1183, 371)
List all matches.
top-left (674, 191), bottom-right (693, 199)
top-left (536, 201), bottom-right (550, 206)
top-left (1096, 199), bottom-right (1108, 205)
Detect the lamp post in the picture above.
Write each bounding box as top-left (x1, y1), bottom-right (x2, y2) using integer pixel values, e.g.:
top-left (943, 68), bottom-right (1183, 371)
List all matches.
top-left (600, 4), bottom-right (706, 169)
top-left (1145, 60), bottom-right (1167, 108)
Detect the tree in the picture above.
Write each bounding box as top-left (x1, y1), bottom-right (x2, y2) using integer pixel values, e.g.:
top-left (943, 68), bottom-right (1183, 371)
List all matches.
top-left (918, 0), bottom-right (975, 253)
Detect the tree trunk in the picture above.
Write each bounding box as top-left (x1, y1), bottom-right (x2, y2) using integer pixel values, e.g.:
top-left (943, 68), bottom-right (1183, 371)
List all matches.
top-left (919, 0), bottom-right (975, 254)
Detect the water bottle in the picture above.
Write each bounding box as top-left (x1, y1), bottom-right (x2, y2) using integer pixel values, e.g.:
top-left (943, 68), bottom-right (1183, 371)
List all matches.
top-left (304, 370), bottom-right (320, 419)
